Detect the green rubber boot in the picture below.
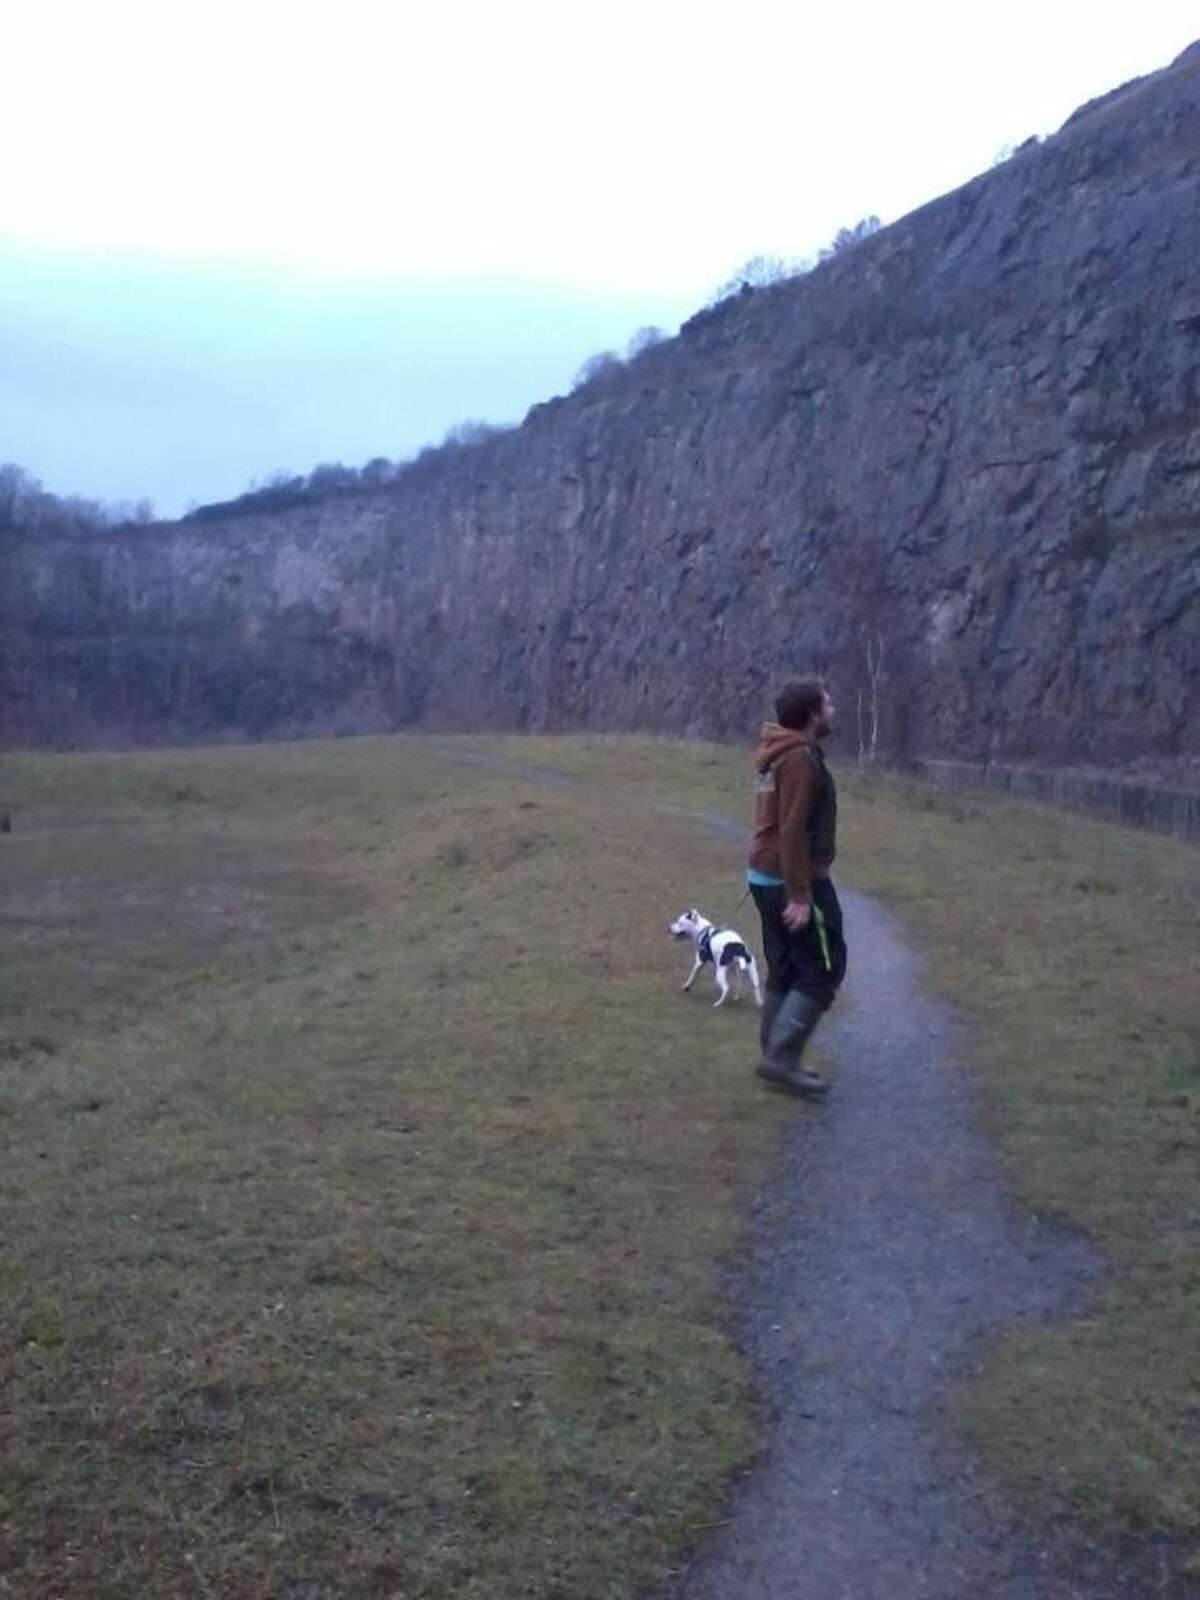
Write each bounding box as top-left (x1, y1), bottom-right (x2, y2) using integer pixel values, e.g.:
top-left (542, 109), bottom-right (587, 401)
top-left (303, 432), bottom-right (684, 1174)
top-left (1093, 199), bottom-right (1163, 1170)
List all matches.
top-left (757, 989), bottom-right (830, 1098)
top-left (759, 988), bottom-right (783, 1056)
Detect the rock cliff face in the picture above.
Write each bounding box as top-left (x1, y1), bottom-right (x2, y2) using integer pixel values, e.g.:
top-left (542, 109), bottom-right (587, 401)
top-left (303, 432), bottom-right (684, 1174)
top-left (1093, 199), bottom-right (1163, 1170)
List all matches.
top-left (3, 43), bottom-right (1199, 766)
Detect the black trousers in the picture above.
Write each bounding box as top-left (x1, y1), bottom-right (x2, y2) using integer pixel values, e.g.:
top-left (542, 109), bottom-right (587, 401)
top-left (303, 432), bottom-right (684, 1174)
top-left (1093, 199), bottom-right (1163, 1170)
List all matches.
top-left (750, 879), bottom-right (847, 1010)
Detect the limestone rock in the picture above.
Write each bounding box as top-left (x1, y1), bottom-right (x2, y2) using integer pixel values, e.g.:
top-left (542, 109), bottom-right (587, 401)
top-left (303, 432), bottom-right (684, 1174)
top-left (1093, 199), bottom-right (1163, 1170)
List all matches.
top-left (2, 43), bottom-right (1198, 770)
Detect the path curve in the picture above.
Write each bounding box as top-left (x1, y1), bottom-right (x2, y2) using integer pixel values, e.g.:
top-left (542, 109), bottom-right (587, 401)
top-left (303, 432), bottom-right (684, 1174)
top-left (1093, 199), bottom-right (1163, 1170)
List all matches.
top-left (663, 804), bottom-right (1102, 1599)
top-left (671, 885), bottom-right (1099, 1600)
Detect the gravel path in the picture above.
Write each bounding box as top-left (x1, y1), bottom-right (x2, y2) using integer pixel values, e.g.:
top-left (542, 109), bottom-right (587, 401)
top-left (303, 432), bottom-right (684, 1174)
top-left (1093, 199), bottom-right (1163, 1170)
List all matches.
top-left (670, 885), bottom-right (1100, 1600)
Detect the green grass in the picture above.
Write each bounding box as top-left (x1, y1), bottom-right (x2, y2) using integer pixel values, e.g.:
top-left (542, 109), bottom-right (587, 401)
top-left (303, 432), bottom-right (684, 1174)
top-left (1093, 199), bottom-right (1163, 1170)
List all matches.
top-left (1, 738), bottom-right (786, 1599)
top-left (2, 732), bottom-right (1197, 1595)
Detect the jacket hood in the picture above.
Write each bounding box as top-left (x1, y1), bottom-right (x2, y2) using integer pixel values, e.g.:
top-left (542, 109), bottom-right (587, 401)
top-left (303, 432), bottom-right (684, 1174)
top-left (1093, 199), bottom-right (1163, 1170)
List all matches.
top-left (754, 721), bottom-right (816, 772)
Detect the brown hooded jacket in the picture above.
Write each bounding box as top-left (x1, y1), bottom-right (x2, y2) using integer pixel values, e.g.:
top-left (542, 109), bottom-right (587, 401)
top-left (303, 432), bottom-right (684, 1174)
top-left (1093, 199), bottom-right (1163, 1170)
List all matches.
top-left (748, 722), bottom-right (836, 905)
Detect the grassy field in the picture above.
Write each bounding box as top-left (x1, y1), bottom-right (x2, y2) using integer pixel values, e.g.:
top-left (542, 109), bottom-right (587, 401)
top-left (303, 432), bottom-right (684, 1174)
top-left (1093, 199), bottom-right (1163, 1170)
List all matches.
top-left (1, 733), bottom-right (1197, 1596)
top-left (1, 738), bottom-right (787, 1600)
top-left (483, 734), bottom-right (1200, 1577)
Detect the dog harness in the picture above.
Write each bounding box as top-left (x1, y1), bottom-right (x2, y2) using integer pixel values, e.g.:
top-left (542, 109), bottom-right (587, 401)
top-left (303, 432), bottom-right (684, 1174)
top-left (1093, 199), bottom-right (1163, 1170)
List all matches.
top-left (699, 927), bottom-right (749, 968)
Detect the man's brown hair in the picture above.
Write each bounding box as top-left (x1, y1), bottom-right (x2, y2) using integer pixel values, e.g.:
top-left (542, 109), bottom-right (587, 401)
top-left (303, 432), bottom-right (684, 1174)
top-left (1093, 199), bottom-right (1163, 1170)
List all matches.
top-left (775, 677), bottom-right (826, 731)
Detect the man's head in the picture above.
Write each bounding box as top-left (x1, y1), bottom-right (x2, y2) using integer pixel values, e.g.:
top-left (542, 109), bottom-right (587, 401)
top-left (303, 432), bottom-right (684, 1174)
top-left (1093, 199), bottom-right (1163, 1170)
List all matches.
top-left (775, 677), bottom-right (835, 739)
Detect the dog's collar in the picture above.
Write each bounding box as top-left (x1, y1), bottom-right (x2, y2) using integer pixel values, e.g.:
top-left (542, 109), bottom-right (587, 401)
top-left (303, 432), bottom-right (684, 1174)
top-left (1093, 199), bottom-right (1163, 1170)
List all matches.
top-left (698, 925), bottom-right (721, 961)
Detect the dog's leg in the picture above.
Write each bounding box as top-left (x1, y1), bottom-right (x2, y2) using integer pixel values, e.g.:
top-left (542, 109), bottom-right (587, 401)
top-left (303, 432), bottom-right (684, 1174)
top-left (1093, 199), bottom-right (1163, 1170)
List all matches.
top-left (713, 967), bottom-right (731, 1007)
top-left (681, 957), bottom-right (702, 992)
top-left (747, 958), bottom-right (764, 1007)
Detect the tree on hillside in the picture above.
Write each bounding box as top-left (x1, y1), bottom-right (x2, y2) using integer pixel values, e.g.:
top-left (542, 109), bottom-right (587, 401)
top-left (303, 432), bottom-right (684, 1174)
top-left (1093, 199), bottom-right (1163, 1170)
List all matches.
top-left (708, 253), bottom-right (804, 306)
top-left (0, 463), bottom-right (34, 525)
top-left (818, 215), bottom-right (881, 261)
top-left (306, 462), bottom-right (359, 495)
top-left (360, 457), bottom-right (396, 486)
top-left (441, 420), bottom-right (506, 449)
top-left (837, 535), bottom-right (897, 764)
top-left (992, 136), bottom-right (1041, 166)
top-left (0, 461), bottom-right (155, 531)
top-left (572, 350), bottom-right (623, 390)
top-left (627, 325), bottom-right (667, 359)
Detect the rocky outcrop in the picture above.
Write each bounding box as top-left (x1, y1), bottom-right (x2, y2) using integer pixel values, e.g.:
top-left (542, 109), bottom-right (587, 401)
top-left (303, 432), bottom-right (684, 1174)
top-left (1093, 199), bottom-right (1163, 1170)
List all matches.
top-left (2, 499), bottom-right (401, 747)
top-left (3, 42), bottom-right (1199, 767)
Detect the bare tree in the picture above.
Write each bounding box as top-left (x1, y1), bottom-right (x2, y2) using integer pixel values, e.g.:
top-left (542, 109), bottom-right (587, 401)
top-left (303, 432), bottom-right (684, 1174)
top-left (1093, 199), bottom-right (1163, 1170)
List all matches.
top-left (441, 420), bottom-right (505, 449)
top-left (708, 253), bottom-right (805, 306)
top-left (627, 325), bottom-right (666, 359)
top-left (306, 462), bottom-right (359, 495)
top-left (818, 216), bottom-right (882, 262)
top-left (360, 457), bottom-right (396, 486)
top-left (572, 350), bottom-right (623, 390)
top-left (0, 463), bottom-right (31, 524)
top-left (858, 626), bottom-right (887, 763)
top-left (839, 536), bottom-right (894, 764)
top-left (0, 461), bottom-right (154, 532)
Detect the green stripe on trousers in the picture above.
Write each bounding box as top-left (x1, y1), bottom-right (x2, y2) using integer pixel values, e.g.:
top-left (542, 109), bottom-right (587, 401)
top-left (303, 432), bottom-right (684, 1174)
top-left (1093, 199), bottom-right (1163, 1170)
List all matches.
top-left (812, 903), bottom-right (832, 972)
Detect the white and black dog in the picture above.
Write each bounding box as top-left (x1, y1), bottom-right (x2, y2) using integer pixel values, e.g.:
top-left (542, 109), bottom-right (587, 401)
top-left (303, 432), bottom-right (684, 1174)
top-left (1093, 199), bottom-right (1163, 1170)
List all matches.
top-left (669, 908), bottom-right (764, 1008)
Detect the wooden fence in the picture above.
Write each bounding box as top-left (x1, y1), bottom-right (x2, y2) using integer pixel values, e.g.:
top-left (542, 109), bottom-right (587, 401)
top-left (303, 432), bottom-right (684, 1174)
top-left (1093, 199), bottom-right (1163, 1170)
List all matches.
top-left (911, 759), bottom-right (1200, 845)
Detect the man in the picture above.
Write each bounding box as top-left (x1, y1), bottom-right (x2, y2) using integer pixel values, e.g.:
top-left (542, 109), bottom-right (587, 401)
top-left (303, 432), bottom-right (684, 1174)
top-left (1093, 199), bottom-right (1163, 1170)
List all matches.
top-left (747, 677), bottom-right (847, 1098)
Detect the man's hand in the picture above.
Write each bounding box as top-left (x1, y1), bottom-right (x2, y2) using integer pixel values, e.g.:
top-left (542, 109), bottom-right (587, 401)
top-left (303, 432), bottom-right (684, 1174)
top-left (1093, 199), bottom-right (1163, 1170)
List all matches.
top-left (782, 898), bottom-right (811, 931)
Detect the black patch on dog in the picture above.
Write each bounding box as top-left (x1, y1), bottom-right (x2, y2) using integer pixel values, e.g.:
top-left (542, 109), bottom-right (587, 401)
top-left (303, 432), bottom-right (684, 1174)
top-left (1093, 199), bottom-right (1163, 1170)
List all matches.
top-left (718, 940), bottom-right (749, 968)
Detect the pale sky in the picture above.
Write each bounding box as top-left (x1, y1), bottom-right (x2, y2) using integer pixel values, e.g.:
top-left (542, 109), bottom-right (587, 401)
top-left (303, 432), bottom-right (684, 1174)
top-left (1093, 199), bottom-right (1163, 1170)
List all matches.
top-left (1, 0), bottom-right (1196, 517)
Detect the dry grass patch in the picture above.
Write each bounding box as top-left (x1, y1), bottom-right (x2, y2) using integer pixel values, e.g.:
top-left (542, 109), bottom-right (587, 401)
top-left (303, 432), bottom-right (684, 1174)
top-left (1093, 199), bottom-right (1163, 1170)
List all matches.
top-left (1, 738), bottom-right (786, 1600)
